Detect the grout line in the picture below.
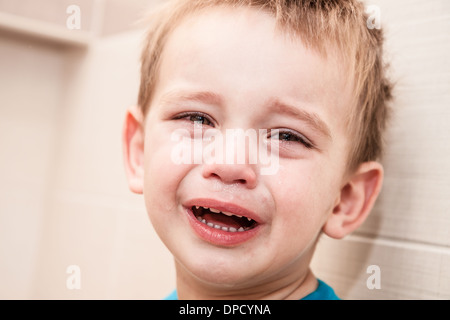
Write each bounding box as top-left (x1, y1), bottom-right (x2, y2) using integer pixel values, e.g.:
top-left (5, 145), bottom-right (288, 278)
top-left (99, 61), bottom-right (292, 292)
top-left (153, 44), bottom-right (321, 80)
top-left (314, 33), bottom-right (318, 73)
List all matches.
top-left (384, 13), bottom-right (450, 29)
top-left (90, 0), bottom-right (106, 38)
top-left (0, 12), bottom-right (91, 47)
top-left (52, 188), bottom-right (145, 212)
top-left (345, 233), bottom-right (450, 256)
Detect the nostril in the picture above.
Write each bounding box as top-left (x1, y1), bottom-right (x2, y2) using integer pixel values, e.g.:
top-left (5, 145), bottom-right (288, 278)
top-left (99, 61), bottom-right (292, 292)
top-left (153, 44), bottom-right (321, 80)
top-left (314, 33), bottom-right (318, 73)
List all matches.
top-left (210, 173), bottom-right (245, 184)
top-left (202, 163), bottom-right (258, 189)
top-left (210, 174), bottom-right (247, 185)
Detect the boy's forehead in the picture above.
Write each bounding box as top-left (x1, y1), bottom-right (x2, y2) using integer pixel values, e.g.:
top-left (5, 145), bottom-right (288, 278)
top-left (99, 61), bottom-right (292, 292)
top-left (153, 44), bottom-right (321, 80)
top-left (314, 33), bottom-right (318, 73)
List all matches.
top-left (154, 6), bottom-right (353, 134)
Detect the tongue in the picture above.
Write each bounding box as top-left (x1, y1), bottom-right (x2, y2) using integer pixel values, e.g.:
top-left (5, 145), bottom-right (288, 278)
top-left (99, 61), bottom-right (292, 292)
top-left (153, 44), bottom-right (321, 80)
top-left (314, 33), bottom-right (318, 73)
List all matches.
top-left (203, 213), bottom-right (244, 229)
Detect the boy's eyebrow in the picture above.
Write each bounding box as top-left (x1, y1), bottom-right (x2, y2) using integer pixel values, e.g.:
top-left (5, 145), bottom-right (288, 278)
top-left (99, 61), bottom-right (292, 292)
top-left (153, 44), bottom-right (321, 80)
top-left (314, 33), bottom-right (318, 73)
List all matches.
top-left (268, 99), bottom-right (332, 140)
top-left (159, 90), bottom-right (223, 106)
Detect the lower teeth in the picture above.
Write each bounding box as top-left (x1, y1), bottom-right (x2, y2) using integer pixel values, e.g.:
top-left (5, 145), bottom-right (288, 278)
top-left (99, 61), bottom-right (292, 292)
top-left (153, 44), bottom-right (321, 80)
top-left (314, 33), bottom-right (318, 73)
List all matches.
top-left (197, 216), bottom-right (245, 232)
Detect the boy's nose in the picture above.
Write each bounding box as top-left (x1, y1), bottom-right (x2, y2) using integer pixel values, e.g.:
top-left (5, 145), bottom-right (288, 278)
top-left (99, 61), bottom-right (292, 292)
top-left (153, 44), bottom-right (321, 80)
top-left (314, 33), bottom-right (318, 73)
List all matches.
top-left (201, 162), bottom-right (258, 189)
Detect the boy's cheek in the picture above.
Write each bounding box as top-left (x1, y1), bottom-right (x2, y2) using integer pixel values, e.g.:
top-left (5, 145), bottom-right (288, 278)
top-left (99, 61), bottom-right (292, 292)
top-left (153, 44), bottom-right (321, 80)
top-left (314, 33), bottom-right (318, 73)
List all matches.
top-left (270, 161), bottom-right (335, 218)
top-left (144, 145), bottom-right (190, 192)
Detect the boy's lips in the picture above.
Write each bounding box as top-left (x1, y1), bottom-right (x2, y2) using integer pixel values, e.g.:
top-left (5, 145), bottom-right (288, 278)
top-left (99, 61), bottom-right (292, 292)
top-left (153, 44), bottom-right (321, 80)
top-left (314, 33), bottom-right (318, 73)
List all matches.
top-left (182, 198), bottom-right (263, 246)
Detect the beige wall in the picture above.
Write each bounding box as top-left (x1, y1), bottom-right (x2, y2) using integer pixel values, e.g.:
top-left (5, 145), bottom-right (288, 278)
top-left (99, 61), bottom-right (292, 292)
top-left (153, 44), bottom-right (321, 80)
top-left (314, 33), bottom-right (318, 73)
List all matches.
top-left (0, 0), bottom-right (175, 300)
top-left (312, 0), bottom-right (450, 299)
top-left (0, 31), bottom-right (65, 299)
top-left (32, 30), bottom-right (176, 300)
top-left (0, 0), bottom-right (449, 299)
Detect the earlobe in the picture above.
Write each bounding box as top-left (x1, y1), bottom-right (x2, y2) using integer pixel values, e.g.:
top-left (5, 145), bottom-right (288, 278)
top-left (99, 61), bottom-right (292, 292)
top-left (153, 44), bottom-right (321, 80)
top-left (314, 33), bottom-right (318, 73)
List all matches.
top-left (323, 161), bottom-right (384, 239)
top-left (122, 106), bottom-right (145, 194)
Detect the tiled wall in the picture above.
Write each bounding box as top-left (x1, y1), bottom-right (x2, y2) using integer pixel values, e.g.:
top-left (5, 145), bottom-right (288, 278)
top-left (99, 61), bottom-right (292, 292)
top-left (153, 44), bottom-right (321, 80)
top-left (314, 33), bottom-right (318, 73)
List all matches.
top-left (0, 32), bottom-right (66, 299)
top-left (0, 0), bottom-right (175, 299)
top-left (32, 31), bottom-right (176, 299)
top-left (0, 0), bottom-right (449, 299)
top-left (311, 0), bottom-right (450, 299)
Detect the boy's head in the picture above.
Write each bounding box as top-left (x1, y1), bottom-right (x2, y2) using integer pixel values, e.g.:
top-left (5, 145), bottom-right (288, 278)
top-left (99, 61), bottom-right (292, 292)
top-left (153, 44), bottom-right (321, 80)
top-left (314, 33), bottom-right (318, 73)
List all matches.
top-left (123, 0), bottom-right (392, 299)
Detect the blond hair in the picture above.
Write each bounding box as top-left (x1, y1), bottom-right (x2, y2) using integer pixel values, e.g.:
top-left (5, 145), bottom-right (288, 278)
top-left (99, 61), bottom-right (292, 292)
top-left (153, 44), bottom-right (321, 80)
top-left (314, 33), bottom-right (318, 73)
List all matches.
top-left (137, 0), bottom-right (393, 172)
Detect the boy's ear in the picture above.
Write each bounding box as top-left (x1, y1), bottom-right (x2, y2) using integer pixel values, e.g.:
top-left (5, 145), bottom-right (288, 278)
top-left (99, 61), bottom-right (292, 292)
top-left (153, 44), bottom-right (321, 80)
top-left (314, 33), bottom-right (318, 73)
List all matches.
top-left (122, 105), bottom-right (145, 194)
top-left (323, 161), bottom-right (384, 239)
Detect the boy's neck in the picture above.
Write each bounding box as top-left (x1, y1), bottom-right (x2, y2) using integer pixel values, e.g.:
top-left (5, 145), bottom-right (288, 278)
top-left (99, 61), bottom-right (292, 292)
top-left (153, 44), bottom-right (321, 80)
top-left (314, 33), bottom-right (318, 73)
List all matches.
top-left (175, 264), bottom-right (318, 300)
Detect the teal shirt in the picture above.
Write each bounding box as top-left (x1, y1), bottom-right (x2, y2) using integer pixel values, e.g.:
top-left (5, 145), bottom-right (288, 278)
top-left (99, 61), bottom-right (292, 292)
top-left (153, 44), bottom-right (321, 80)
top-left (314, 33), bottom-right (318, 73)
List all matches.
top-left (164, 279), bottom-right (339, 300)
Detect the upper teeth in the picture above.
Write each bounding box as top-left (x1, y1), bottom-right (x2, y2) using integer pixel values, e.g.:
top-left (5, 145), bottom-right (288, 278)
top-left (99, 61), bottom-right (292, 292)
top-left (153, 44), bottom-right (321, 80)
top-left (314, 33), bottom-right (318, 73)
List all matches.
top-left (196, 206), bottom-right (247, 220)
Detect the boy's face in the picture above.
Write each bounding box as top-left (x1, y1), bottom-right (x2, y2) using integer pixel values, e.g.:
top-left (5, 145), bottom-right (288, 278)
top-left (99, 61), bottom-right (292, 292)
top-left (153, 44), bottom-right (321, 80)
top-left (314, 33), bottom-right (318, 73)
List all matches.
top-left (140, 7), bottom-right (354, 290)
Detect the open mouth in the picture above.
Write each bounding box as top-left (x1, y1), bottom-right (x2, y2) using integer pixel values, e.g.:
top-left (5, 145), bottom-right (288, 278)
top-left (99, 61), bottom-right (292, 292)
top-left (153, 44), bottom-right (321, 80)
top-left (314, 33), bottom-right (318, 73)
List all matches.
top-left (191, 206), bottom-right (258, 232)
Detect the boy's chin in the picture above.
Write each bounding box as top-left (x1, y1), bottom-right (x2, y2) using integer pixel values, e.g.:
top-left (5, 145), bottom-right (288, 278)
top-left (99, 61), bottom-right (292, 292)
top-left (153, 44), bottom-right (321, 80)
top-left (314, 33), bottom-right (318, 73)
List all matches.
top-left (175, 244), bottom-right (265, 287)
top-left (183, 264), bottom-right (259, 289)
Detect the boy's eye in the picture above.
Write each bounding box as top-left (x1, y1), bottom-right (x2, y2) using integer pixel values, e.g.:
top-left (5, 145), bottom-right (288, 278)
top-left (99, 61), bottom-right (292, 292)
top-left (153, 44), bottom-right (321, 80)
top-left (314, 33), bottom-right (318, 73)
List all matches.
top-left (173, 112), bottom-right (215, 127)
top-left (268, 129), bottom-right (314, 149)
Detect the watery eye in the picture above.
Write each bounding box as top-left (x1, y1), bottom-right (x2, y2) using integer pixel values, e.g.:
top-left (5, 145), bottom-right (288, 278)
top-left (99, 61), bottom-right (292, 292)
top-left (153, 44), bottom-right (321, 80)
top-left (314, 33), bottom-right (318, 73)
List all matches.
top-left (189, 114), bottom-right (213, 126)
top-left (269, 129), bottom-right (313, 149)
top-left (278, 132), bottom-right (300, 142)
top-left (173, 112), bottom-right (215, 127)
